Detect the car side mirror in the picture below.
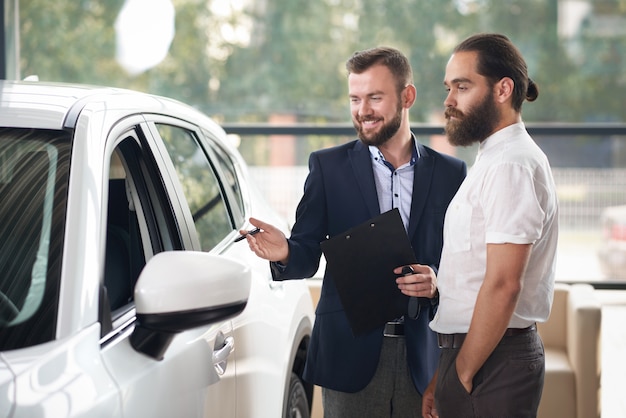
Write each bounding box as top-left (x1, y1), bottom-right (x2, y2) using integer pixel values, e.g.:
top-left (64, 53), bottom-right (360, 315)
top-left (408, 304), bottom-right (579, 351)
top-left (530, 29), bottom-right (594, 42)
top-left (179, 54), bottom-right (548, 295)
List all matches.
top-left (130, 251), bottom-right (251, 360)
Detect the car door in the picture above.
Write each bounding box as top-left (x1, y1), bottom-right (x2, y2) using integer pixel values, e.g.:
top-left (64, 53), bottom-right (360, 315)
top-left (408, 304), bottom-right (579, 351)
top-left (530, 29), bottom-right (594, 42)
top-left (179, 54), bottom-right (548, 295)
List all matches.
top-left (98, 119), bottom-right (237, 418)
top-left (142, 119), bottom-right (241, 415)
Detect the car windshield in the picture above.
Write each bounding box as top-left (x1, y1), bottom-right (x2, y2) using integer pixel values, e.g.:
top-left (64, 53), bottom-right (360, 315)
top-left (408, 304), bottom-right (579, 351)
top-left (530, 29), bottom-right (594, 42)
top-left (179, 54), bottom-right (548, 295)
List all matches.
top-left (0, 128), bottom-right (71, 350)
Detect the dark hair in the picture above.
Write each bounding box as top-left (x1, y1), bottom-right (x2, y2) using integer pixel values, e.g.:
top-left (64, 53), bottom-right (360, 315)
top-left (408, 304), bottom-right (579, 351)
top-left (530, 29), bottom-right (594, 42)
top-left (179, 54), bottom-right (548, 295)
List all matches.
top-left (454, 33), bottom-right (538, 112)
top-left (346, 46), bottom-right (413, 95)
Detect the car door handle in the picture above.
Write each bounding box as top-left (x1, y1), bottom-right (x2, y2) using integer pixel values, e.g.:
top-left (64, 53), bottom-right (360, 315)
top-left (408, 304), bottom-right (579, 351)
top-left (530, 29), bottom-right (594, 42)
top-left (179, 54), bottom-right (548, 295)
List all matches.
top-left (213, 335), bottom-right (234, 375)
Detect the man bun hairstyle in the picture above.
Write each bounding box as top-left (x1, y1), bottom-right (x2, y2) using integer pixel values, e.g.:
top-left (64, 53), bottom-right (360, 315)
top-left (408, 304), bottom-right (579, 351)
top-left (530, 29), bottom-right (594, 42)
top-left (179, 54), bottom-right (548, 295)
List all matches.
top-left (454, 33), bottom-right (538, 111)
top-left (527, 78), bottom-right (539, 102)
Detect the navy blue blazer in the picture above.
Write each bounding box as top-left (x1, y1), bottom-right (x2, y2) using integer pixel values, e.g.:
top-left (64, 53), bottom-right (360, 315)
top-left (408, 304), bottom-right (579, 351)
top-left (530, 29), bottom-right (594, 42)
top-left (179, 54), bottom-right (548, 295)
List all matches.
top-left (271, 139), bottom-right (467, 394)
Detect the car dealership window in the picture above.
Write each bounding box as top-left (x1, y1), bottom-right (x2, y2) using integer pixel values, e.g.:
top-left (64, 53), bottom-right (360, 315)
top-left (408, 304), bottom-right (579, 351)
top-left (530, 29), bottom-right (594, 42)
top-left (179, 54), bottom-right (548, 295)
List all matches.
top-left (156, 124), bottom-right (232, 251)
top-left (11, 1), bottom-right (626, 287)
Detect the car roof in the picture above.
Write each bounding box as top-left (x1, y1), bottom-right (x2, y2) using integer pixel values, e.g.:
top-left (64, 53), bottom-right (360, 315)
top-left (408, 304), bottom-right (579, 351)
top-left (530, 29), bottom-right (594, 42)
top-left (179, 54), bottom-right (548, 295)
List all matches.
top-left (0, 80), bottom-right (223, 134)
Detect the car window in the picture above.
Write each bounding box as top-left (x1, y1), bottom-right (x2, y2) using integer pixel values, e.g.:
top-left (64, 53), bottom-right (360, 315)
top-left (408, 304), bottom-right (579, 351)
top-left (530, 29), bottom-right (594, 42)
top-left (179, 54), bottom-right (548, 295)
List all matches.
top-left (104, 133), bottom-right (185, 300)
top-left (0, 128), bottom-right (70, 350)
top-left (104, 148), bottom-right (146, 314)
top-left (155, 124), bottom-right (232, 251)
top-left (202, 128), bottom-right (245, 223)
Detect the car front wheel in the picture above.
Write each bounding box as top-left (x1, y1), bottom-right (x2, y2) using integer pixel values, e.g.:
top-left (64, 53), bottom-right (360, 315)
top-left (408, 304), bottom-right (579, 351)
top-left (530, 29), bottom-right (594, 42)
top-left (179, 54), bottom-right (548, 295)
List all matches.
top-left (286, 372), bottom-right (310, 418)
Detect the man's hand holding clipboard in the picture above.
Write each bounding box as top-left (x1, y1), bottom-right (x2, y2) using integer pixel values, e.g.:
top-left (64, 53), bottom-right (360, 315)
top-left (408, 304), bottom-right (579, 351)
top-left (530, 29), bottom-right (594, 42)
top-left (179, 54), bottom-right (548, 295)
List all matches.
top-left (320, 208), bottom-right (436, 336)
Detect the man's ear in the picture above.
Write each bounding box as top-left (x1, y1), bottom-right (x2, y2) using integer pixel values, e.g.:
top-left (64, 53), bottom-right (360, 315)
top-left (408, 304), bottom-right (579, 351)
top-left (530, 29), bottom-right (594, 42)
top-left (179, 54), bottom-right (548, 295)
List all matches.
top-left (403, 84), bottom-right (417, 108)
top-left (495, 77), bottom-right (514, 104)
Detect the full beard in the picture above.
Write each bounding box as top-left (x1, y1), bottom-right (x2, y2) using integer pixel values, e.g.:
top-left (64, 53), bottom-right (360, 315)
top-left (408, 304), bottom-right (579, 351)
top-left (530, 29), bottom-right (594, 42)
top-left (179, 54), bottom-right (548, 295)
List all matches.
top-left (444, 92), bottom-right (500, 147)
top-left (354, 105), bottom-right (403, 147)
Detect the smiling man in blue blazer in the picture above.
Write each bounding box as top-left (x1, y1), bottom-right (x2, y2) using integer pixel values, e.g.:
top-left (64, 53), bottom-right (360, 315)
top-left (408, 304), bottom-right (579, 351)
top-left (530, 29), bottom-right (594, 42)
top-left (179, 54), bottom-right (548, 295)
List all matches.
top-left (243, 47), bottom-right (466, 417)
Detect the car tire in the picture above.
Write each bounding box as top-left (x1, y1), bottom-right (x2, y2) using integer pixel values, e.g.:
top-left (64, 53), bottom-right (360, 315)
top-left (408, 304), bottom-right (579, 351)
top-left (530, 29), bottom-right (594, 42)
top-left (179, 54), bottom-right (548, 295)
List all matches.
top-left (286, 372), bottom-right (310, 418)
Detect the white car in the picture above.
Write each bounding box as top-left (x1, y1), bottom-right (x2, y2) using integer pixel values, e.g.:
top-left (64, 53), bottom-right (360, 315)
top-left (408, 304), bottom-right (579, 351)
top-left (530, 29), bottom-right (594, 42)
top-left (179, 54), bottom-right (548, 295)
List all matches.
top-left (0, 81), bottom-right (315, 418)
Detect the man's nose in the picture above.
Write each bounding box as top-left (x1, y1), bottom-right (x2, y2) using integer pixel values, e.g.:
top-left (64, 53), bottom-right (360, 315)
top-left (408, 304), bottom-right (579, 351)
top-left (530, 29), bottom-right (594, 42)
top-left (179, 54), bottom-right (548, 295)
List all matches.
top-left (444, 91), bottom-right (455, 108)
top-left (358, 101), bottom-right (373, 117)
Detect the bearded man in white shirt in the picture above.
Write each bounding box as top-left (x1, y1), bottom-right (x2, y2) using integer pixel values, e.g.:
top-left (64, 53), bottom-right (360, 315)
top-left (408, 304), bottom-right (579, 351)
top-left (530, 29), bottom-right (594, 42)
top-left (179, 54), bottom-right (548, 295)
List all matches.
top-left (421, 33), bottom-right (559, 418)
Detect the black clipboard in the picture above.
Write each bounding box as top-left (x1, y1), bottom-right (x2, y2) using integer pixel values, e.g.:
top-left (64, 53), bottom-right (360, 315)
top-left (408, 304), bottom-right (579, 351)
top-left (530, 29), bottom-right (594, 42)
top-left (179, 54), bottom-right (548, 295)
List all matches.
top-left (320, 208), bottom-right (417, 335)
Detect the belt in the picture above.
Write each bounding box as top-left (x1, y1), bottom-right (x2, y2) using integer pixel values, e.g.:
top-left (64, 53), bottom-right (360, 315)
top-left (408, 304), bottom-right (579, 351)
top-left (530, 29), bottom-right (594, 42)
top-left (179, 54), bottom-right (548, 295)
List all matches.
top-left (383, 321), bottom-right (405, 337)
top-left (437, 324), bottom-right (537, 349)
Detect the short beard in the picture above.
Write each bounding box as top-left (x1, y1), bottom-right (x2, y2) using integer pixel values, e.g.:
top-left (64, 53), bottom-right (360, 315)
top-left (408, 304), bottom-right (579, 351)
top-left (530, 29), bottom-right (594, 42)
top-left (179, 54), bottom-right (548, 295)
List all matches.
top-left (354, 100), bottom-right (403, 147)
top-left (444, 90), bottom-right (500, 147)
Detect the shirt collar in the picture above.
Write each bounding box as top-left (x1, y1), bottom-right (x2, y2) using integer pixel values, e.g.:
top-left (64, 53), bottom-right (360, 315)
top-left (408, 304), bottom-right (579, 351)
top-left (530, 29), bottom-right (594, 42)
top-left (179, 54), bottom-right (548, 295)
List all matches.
top-left (478, 122), bottom-right (526, 152)
top-left (368, 133), bottom-right (420, 167)
top-left (477, 122), bottom-right (526, 159)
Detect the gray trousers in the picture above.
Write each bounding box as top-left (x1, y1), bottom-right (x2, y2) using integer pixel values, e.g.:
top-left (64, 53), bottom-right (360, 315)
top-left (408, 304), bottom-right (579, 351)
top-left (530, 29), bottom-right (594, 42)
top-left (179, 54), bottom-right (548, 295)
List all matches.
top-left (435, 330), bottom-right (545, 418)
top-left (321, 336), bottom-right (422, 418)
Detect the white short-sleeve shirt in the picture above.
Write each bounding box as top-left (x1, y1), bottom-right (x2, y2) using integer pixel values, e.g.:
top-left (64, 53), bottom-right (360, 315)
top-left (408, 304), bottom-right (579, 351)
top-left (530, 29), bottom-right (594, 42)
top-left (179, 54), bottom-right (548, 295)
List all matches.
top-left (430, 122), bottom-right (559, 334)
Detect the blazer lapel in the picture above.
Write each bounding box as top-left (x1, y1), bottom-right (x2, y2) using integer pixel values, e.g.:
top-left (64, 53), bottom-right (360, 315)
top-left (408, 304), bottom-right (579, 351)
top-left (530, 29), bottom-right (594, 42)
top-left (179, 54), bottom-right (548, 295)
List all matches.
top-left (348, 141), bottom-right (380, 219)
top-left (407, 143), bottom-right (433, 240)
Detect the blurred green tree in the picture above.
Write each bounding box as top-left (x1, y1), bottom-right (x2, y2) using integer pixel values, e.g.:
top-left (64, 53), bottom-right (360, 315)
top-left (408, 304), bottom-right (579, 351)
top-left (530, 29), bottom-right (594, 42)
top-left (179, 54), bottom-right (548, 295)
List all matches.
top-left (17, 0), bottom-right (626, 129)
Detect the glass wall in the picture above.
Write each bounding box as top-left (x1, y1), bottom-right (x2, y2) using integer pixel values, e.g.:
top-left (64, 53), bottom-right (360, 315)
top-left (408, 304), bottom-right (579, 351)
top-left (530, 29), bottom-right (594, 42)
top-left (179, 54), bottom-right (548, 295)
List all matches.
top-left (14, 0), bottom-right (626, 284)
top-left (18, 1), bottom-right (626, 124)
